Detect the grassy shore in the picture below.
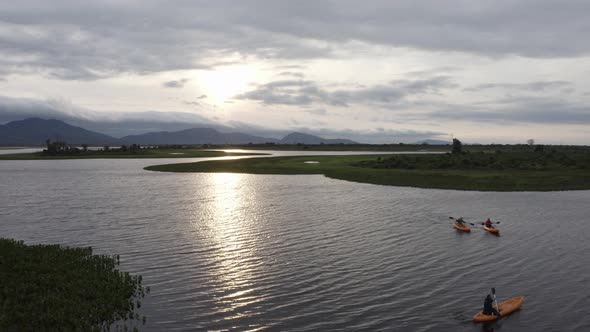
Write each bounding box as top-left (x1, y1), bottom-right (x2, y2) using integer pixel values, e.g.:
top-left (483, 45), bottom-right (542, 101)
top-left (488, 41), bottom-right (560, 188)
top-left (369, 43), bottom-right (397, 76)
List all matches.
top-left (145, 153), bottom-right (590, 191)
top-left (177, 143), bottom-right (589, 153)
top-left (215, 143), bottom-right (452, 151)
top-left (0, 148), bottom-right (267, 160)
top-left (0, 238), bottom-right (147, 331)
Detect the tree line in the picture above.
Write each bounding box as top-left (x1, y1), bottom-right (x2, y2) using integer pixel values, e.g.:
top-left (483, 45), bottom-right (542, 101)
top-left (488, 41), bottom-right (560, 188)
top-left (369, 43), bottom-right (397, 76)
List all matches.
top-left (43, 139), bottom-right (145, 155)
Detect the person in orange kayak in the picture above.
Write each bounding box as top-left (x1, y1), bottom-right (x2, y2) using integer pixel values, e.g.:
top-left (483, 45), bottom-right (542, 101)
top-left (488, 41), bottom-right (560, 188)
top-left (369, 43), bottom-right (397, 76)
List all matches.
top-left (484, 218), bottom-right (493, 228)
top-left (456, 217), bottom-right (466, 225)
top-left (483, 294), bottom-right (500, 316)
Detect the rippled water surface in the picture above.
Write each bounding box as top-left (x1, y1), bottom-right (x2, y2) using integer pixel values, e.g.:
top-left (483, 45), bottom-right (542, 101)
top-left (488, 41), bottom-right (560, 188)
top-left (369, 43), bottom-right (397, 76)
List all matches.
top-left (1, 153), bottom-right (589, 331)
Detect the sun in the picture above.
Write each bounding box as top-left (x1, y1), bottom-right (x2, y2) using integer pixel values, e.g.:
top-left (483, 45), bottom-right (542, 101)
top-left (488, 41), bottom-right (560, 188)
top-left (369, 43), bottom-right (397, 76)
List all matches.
top-left (199, 65), bottom-right (257, 104)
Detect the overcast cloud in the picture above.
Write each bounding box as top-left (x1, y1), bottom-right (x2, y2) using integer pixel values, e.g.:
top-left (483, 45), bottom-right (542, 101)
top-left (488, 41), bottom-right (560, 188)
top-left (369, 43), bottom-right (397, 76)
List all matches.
top-left (1, 1), bottom-right (589, 144)
top-left (236, 76), bottom-right (456, 107)
top-left (163, 78), bottom-right (191, 88)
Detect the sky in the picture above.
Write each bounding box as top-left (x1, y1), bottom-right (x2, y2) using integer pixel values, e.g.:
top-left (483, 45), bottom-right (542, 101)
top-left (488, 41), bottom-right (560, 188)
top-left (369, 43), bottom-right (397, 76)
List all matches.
top-left (1, 0), bottom-right (590, 144)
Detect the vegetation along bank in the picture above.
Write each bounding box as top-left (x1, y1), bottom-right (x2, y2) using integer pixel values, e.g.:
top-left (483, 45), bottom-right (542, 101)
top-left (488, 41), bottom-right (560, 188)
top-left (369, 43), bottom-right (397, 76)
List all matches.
top-left (145, 147), bottom-right (590, 191)
top-left (0, 144), bottom-right (267, 160)
top-left (0, 238), bottom-right (148, 331)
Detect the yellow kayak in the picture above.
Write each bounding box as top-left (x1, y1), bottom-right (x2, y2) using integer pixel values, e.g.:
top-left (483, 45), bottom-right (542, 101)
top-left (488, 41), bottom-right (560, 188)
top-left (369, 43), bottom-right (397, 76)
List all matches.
top-left (473, 296), bottom-right (525, 322)
top-left (453, 222), bottom-right (471, 232)
top-left (483, 225), bottom-right (500, 235)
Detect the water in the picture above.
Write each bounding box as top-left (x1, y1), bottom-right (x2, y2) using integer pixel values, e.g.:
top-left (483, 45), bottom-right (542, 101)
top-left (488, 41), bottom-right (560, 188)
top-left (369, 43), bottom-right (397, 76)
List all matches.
top-left (0, 147), bottom-right (42, 154)
top-left (0, 153), bottom-right (589, 331)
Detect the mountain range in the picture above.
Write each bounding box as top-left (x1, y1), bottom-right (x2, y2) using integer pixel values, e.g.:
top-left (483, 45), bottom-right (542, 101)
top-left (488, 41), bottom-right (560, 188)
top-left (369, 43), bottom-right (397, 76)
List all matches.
top-left (0, 118), bottom-right (359, 146)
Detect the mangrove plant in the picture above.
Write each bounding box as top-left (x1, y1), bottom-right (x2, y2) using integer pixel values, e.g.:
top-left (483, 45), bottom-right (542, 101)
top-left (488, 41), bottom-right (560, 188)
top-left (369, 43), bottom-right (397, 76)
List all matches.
top-left (0, 238), bottom-right (148, 331)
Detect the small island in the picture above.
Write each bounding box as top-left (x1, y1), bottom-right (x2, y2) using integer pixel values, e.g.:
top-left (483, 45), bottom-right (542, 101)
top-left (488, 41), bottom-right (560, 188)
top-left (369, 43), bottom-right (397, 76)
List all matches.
top-left (145, 142), bottom-right (590, 192)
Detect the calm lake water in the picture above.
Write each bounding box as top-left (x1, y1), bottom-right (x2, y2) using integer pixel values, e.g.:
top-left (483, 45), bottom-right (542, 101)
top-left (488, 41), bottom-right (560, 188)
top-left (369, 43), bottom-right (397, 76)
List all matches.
top-left (1, 151), bottom-right (589, 331)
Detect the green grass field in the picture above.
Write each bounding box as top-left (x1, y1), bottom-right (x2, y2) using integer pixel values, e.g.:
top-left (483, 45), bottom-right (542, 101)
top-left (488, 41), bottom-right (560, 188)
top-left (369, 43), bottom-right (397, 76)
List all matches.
top-left (145, 153), bottom-right (590, 191)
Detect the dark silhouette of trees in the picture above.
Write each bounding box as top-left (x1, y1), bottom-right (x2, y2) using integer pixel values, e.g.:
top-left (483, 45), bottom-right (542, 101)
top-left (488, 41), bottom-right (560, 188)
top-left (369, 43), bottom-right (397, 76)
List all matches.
top-left (44, 139), bottom-right (68, 155)
top-left (42, 140), bottom-right (145, 156)
top-left (129, 144), bottom-right (140, 153)
top-left (452, 138), bottom-right (462, 154)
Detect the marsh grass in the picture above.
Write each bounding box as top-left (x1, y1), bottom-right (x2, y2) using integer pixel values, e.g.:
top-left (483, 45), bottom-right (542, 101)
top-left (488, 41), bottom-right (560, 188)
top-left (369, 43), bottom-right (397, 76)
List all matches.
top-left (0, 238), bottom-right (148, 331)
top-left (355, 151), bottom-right (590, 171)
top-left (145, 152), bottom-right (590, 191)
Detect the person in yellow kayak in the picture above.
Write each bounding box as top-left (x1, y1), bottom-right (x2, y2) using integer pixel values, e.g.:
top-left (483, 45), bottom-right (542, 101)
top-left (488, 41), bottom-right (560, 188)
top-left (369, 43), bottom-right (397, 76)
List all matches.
top-left (483, 294), bottom-right (500, 316)
top-left (484, 218), bottom-right (493, 228)
top-left (456, 217), bottom-right (466, 226)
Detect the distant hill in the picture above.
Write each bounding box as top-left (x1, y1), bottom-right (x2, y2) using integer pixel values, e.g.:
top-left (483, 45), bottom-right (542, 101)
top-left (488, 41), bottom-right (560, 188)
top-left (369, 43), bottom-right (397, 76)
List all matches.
top-left (0, 118), bottom-right (120, 146)
top-left (0, 118), bottom-right (360, 146)
top-left (121, 129), bottom-right (358, 145)
top-left (121, 128), bottom-right (279, 145)
top-left (280, 132), bottom-right (358, 144)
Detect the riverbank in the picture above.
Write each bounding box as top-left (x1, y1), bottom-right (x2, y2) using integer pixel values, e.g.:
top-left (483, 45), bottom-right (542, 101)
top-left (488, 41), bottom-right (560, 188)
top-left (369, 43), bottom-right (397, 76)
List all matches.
top-left (216, 143), bottom-right (451, 152)
top-left (145, 153), bottom-right (590, 191)
top-left (0, 148), bottom-right (267, 160)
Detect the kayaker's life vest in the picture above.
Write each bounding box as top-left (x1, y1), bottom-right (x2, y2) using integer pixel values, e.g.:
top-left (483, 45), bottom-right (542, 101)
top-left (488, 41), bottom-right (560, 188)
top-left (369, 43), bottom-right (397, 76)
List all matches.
top-left (483, 295), bottom-right (494, 314)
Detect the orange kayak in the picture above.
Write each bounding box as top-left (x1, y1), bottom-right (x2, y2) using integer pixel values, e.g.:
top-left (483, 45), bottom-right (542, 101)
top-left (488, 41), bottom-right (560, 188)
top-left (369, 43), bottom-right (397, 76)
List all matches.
top-left (473, 296), bottom-right (525, 322)
top-left (483, 225), bottom-right (500, 235)
top-left (453, 222), bottom-right (471, 232)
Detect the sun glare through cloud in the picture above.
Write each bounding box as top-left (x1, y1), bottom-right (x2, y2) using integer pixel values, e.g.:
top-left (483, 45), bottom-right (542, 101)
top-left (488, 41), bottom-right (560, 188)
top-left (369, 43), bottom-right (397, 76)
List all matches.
top-left (198, 65), bottom-right (260, 105)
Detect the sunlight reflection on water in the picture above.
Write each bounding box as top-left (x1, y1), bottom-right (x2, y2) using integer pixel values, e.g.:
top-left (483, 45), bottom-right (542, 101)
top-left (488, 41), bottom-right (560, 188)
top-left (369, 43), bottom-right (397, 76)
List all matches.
top-left (196, 173), bottom-right (265, 325)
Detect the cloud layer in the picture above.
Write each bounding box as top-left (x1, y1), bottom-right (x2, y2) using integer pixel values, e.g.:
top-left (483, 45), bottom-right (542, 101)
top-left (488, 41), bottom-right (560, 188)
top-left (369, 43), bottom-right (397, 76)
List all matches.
top-left (1, 1), bottom-right (589, 144)
top-left (236, 76), bottom-right (456, 107)
top-left (2, 1), bottom-right (590, 79)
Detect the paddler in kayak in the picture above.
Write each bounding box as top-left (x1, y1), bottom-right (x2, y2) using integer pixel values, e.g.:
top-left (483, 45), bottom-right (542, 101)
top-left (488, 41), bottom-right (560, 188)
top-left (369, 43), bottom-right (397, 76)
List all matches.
top-left (484, 218), bottom-right (493, 228)
top-left (483, 294), bottom-right (500, 316)
top-left (456, 217), bottom-right (466, 226)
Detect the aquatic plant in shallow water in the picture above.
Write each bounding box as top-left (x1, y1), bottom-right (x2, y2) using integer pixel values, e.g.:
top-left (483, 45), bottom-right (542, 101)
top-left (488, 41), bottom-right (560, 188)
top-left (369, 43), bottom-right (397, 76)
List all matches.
top-left (0, 238), bottom-right (149, 331)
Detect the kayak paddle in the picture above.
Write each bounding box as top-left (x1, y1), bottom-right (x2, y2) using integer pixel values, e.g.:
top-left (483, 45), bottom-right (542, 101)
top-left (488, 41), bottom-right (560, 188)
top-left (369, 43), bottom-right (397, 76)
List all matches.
top-left (492, 287), bottom-right (500, 314)
top-left (449, 216), bottom-right (475, 226)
